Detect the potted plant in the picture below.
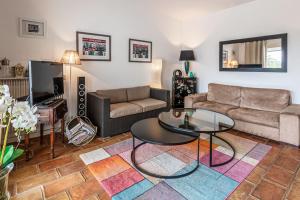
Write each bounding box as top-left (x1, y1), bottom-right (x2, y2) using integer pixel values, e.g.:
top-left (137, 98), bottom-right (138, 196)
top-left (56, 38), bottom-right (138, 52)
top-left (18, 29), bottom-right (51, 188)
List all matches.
top-left (0, 85), bottom-right (38, 199)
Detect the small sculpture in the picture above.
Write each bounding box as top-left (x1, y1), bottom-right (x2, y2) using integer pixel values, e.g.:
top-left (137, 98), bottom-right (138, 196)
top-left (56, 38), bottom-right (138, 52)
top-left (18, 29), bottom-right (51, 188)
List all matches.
top-left (1, 57), bottom-right (10, 66)
top-left (14, 64), bottom-right (25, 78)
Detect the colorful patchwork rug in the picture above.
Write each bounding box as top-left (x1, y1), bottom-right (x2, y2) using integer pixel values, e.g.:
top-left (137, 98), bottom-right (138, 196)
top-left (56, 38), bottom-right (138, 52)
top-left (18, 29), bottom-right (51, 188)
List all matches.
top-left (80, 133), bottom-right (271, 200)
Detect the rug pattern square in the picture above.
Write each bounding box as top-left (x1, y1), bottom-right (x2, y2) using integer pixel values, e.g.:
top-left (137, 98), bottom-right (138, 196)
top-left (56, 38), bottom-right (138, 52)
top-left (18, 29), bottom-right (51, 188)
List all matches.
top-left (81, 134), bottom-right (271, 200)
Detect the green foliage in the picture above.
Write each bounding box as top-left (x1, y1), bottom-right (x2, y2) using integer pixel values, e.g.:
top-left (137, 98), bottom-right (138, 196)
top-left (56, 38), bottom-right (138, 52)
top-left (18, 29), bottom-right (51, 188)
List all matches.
top-left (0, 145), bottom-right (24, 168)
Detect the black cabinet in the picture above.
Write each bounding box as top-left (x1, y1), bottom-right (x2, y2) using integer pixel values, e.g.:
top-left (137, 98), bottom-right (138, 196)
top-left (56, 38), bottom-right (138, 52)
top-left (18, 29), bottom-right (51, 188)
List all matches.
top-left (172, 77), bottom-right (197, 108)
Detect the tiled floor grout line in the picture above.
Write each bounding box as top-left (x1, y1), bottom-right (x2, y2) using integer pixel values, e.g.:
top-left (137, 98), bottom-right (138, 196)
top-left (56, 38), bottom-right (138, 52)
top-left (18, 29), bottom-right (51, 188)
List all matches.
top-left (282, 162), bottom-right (300, 199)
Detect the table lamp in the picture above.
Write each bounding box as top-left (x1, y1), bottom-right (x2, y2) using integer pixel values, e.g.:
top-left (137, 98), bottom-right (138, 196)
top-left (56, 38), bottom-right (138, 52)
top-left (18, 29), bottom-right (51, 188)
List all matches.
top-left (179, 50), bottom-right (195, 76)
top-left (61, 50), bottom-right (81, 116)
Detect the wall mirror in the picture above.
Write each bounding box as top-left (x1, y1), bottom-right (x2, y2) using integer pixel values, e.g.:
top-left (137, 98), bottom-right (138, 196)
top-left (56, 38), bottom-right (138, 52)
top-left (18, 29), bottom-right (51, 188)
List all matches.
top-left (219, 33), bottom-right (287, 72)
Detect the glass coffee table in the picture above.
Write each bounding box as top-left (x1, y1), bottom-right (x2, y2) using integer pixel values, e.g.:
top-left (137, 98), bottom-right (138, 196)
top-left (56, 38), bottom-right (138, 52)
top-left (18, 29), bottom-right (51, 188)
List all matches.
top-left (158, 108), bottom-right (235, 167)
top-left (130, 108), bottom-right (235, 179)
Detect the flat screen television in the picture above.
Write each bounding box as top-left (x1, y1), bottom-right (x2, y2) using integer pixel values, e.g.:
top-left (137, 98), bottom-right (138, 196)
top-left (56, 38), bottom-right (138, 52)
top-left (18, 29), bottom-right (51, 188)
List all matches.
top-left (29, 61), bottom-right (64, 106)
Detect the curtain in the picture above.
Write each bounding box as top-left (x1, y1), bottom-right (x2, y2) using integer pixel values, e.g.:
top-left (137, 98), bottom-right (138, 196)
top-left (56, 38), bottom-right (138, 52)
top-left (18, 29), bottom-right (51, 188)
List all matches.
top-left (244, 41), bottom-right (265, 65)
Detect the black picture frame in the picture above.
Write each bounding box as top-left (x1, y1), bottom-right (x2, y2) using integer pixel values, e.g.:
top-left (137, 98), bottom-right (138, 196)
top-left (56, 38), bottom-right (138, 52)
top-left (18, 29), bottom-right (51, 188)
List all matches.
top-left (76, 31), bottom-right (111, 61)
top-left (219, 33), bottom-right (288, 72)
top-left (129, 39), bottom-right (152, 63)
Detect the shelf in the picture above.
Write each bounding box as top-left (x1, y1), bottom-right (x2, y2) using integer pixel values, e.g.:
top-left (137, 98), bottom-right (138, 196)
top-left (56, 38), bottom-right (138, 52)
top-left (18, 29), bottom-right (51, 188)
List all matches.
top-left (0, 77), bottom-right (29, 80)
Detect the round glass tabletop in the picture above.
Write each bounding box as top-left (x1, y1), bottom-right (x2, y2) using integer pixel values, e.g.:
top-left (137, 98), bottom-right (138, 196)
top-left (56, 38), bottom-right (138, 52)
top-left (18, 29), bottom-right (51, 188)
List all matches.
top-left (158, 108), bottom-right (235, 136)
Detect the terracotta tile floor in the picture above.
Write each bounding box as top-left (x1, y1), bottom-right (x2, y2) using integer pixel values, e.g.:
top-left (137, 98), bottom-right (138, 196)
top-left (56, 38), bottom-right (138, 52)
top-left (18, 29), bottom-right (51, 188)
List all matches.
top-left (9, 130), bottom-right (300, 200)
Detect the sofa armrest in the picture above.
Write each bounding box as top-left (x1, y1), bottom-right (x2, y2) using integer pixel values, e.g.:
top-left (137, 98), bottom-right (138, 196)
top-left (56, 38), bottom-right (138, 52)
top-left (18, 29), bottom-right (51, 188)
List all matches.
top-left (184, 93), bottom-right (207, 108)
top-left (281, 104), bottom-right (300, 116)
top-left (280, 104), bottom-right (300, 146)
top-left (87, 92), bottom-right (110, 132)
top-left (150, 88), bottom-right (170, 107)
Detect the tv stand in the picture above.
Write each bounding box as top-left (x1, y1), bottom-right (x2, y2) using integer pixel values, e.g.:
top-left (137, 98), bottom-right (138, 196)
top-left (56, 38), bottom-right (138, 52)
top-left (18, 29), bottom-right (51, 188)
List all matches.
top-left (25, 99), bottom-right (68, 159)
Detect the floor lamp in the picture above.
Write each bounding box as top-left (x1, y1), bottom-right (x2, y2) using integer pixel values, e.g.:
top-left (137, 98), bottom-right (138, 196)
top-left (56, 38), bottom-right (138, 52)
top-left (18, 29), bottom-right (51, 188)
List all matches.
top-left (61, 50), bottom-right (81, 117)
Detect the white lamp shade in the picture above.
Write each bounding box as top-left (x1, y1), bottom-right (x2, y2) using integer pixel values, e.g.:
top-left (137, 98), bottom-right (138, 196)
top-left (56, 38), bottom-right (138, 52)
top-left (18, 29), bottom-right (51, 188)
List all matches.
top-left (61, 50), bottom-right (81, 65)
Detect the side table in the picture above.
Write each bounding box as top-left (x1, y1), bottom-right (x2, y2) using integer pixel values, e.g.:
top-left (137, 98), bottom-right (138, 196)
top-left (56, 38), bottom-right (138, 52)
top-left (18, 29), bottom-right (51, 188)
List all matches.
top-left (25, 99), bottom-right (68, 160)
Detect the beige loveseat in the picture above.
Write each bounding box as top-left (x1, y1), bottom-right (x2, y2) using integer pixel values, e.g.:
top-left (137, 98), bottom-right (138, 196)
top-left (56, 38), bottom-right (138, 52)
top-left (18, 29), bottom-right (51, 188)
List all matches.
top-left (185, 83), bottom-right (300, 146)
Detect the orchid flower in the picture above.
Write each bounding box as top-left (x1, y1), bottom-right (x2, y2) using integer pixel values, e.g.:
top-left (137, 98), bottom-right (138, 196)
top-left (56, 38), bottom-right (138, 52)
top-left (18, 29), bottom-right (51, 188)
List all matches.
top-left (0, 84), bottom-right (39, 167)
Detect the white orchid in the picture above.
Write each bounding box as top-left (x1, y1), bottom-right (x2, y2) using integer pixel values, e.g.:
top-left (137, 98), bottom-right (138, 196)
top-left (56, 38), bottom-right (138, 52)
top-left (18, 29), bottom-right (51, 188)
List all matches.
top-left (0, 84), bottom-right (39, 167)
top-left (11, 102), bottom-right (38, 133)
top-left (0, 85), bottom-right (10, 97)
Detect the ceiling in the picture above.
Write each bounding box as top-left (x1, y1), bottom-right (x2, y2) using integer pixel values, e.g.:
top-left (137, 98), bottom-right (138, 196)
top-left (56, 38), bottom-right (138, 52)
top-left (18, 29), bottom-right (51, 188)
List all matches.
top-left (143, 0), bottom-right (256, 21)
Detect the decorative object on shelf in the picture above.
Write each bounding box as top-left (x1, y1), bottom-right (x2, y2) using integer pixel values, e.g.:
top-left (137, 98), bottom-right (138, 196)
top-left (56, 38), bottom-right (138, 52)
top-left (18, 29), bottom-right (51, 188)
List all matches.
top-left (173, 69), bottom-right (182, 77)
top-left (76, 31), bottom-right (111, 61)
top-left (19, 17), bottom-right (46, 38)
top-left (189, 72), bottom-right (195, 78)
top-left (129, 39), bottom-right (152, 63)
top-left (172, 75), bottom-right (197, 108)
top-left (1, 58), bottom-right (9, 66)
top-left (179, 50), bottom-right (195, 76)
top-left (0, 84), bottom-right (38, 199)
top-left (14, 63), bottom-right (25, 78)
top-left (61, 50), bottom-right (81, 117)
top-left (0, 58), bottom-right (14, 78)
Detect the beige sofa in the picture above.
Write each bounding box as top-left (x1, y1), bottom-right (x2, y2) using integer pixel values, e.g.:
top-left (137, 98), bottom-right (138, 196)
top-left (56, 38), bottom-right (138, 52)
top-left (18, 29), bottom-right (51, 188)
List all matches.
top-left (185, 83), bottom-right (300, 146)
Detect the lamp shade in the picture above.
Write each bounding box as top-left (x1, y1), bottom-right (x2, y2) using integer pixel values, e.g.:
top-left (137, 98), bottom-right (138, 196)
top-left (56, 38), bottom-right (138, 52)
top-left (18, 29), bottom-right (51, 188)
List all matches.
top-left (61, 50), bottom-right (81, 65)
top-left (179, 50), bottom-right (195, 61)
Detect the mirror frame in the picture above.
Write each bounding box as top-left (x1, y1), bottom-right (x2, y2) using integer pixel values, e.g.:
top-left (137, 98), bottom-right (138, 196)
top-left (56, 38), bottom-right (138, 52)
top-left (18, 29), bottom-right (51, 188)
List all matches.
top-left (219, 33), bottom-right (288, 72)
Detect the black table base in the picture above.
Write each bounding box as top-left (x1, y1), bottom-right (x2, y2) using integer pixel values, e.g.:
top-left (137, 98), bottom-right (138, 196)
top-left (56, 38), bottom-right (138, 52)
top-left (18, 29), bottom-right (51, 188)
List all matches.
top-left (209, 133), bottom-right (236, 167)
top-left (131, 136), bottom-right (200, 179)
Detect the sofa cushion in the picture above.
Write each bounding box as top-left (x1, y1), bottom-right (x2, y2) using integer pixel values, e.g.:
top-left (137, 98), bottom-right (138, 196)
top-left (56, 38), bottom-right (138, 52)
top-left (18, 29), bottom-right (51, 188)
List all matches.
top-left (127, 86), bottom-right (150, 101)
top-left (207, 83), bottom-right (241, 107)
top-left (130, 98), bottom-right (167, 112)
top-left (110, 102), bottom-right (142, 118)
top-left (96, 88), bottom-right (127, 103)
top-left (193, 101), bottom-right (237, 114)
top-left (228, 108), bottom-right (280, 128)
top-left (240, 87), bottom-right (290, 112)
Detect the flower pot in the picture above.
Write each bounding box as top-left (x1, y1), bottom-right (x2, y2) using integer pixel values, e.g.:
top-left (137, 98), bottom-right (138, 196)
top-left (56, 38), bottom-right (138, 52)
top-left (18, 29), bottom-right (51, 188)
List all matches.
top-left (0, 163), bottom-right (14, 200)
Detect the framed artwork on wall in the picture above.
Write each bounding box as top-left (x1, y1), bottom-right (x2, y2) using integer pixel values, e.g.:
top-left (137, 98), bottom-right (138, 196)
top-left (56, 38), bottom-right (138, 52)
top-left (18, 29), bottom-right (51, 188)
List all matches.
top-left (19, 18), bottom-right (46, 38)
top-left (129, 39), bottom-right (152, 63)
top-left (76, 31), bottom-right (111, 61)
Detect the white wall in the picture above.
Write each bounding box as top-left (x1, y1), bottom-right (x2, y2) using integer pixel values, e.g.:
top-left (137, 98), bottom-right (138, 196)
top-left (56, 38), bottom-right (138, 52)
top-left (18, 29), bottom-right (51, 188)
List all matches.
top-left (0, 0), bottom-right (181, 115)
top-left (181, 0), bottom-right (300, 103)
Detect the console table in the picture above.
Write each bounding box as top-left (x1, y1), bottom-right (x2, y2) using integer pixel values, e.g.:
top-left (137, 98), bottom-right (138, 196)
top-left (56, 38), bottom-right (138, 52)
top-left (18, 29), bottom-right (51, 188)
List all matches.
top-left (25, 99), bottom-right (68, 160)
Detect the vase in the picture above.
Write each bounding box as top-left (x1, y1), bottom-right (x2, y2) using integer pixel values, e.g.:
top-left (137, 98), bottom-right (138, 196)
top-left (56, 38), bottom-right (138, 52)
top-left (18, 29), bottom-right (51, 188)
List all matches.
top-left (0, 163), bottom-right (14, 200)
top-left (184, 61), bottom-right (190, 76)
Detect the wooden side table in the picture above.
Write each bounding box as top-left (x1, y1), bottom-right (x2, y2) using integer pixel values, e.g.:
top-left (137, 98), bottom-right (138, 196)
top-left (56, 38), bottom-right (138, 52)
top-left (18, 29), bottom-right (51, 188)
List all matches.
top-left (25, 99), bottom-right (68, 160)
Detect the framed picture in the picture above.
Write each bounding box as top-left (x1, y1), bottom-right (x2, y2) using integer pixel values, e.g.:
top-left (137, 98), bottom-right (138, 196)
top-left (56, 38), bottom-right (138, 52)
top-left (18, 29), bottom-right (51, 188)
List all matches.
top-left (129, 39), bottom-right (152, 63)
top-left (76, 31), bottom-right (111, 61)
top-left (19, 18), bottom-right (46, 38)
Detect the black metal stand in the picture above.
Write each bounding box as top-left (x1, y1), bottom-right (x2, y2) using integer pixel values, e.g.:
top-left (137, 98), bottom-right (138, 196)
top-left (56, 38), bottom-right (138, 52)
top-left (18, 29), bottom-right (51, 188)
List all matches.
top-left (131, 136), bottom-right (200, 179)
top-left (209, 133), bottom-right (236, 167)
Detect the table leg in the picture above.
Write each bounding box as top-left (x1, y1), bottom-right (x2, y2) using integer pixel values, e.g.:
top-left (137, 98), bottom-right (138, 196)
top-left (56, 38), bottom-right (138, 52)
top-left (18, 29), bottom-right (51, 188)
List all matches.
top-left (50, 124), bottom-right (55, 159)
top-left (61, 118), bottom-right (65, 143)
top-left (209, 133), bottom-right (236, 167)
top-left (40, 124), bottom-right (44, 145)
top-left (209, 133), bottom-right (213, 167)
top-left (197, 137), bottom-right (200, 164)
top-left (25, 134), bottom-right (30, 161)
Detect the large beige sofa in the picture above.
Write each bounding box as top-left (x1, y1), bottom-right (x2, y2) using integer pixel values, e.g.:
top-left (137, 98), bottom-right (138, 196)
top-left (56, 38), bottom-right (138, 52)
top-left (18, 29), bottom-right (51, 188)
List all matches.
top-left (185, 83), bottom-right (300, 146)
